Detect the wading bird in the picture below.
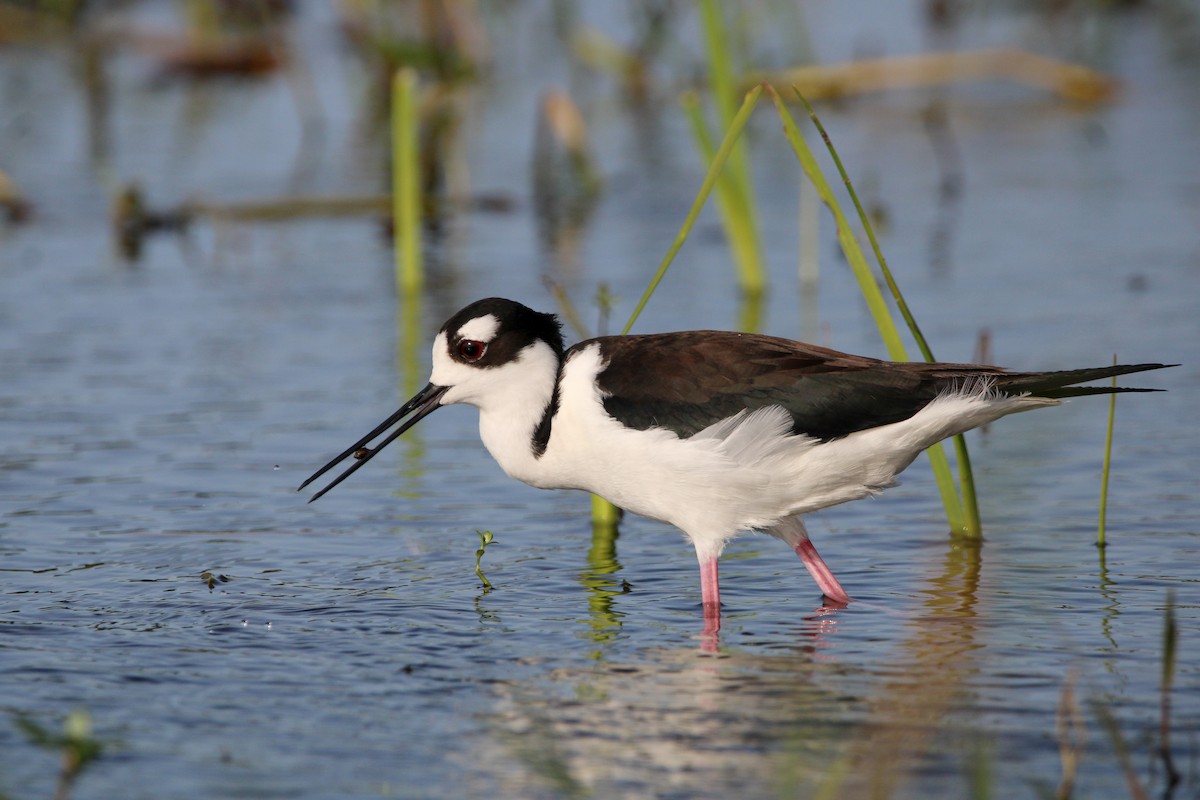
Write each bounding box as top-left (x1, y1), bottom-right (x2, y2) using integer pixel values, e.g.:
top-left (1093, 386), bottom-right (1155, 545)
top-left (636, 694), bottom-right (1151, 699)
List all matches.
top-left (301, 298), bottom-right (1170, 624)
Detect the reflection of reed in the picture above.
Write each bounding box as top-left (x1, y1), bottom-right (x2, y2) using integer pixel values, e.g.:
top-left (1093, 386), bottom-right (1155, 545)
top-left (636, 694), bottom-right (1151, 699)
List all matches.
top-left (578, 516), bottom-right (625, 648)
top-left (1096, 547), bottom-right (1120, 653)
top-left (815, 537), bottom-right (983, 798)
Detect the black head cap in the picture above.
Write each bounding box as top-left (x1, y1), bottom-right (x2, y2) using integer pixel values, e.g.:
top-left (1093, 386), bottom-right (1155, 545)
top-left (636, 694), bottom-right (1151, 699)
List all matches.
top-left (440, 298), bottom-right (566, 365)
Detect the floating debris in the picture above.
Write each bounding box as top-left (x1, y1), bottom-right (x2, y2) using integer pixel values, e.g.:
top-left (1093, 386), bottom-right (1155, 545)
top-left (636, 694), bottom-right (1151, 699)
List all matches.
top-left (200, 571), bottom-right (231, 591)
top-left (748, 49), bottom-right (1118, 104)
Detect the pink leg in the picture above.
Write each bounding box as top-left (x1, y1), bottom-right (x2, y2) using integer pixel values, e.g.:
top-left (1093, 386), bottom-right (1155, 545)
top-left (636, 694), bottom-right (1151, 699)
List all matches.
top-left (699, 556), bottom-right (721, 630)
top-left (793, 538), bottom-right (852, 604)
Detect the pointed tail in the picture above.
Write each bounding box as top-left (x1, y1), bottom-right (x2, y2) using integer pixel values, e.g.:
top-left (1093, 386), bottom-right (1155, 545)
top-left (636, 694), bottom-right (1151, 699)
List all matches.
top-left (1000, 363), bottom-right (1177, 399)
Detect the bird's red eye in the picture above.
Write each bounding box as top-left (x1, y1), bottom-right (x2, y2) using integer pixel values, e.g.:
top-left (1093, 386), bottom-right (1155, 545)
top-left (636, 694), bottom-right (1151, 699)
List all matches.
top-left (458, 339), bottom-right (486, 362)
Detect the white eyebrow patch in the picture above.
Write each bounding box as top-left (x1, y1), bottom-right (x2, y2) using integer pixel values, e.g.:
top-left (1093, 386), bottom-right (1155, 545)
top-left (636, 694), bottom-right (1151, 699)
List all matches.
top-left (457, 313), bottom-right (500, 342)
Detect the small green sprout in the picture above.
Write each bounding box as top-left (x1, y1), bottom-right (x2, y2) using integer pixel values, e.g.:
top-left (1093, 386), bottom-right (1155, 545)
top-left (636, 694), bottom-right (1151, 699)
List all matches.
top-left (474, 530), bottom-right (494, 591)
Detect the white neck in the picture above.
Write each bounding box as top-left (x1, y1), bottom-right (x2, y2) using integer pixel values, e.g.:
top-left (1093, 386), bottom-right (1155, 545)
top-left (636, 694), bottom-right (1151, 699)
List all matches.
top-left (431, 334), bottom-right (563, 488)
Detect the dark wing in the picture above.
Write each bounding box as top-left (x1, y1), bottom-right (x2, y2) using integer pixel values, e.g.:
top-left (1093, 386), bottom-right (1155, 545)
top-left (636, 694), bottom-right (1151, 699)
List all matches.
top-left (589, 332), bottom-right (968, 440)
top-left (587, 332), bottom-right (1171, 441)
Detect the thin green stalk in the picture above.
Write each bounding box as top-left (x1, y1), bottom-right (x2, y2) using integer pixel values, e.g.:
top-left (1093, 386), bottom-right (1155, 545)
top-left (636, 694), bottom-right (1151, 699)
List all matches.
top-left (794, 90), bottom-right (980, 535)
top-left (591, 494), bottom-right (621, 528)
top-left (1097, 356), bottom-right (1118, 547)
top-left (699, 0), bottom-right (737, 135)
top-left (767, 87), bottom-right (904, 355)
top-left (697, 0), bottom-right (766, 295)
top-left (953, 437), bottom-right (979, 537)
top-left (768, 85), bottom-right (969, 534)
top-left (795, 94), bottom-right (934, 359)
top-left (681, 95), bottom-right (765, 298)
top-left (1161, 590), bottom-right (1181, 790)
top-left (474, 530), bottom-right (494, 591)
top-left (545, 279), bottom-right (592, 340)
top-left (392, 68), bottom-right (422, 294)
top-left (621, 84), bottom-right (763, 334)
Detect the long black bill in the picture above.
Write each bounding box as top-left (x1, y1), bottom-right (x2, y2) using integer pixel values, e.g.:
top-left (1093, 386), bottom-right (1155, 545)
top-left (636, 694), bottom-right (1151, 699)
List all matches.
top-left (298, 383), bottom-right (450, 503)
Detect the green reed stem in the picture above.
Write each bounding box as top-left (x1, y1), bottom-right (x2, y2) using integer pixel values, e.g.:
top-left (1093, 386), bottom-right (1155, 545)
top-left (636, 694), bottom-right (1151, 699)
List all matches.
top-left (768, 85), bottom-right (972, 535)
top-left (952, 437), bottom-right (979, 536)
top-left (767, 88), bottom-right (903, 354)
top-left (681, 96), bottom-right (766, 301)
top-left (591, 494), bottom-right (621, 528)
top-left (792, 91), bottom-right (981, 536)
top-left (796, 95), bottom-right (934, 359)
top-left (392, 68), bottom-right (422, 294)
top-left (1097, 356), bottom-right (1118, 547)
top-left (621, 85), bottom-right (763, 335)
top-left (697, 0), bottom-right (766, 295)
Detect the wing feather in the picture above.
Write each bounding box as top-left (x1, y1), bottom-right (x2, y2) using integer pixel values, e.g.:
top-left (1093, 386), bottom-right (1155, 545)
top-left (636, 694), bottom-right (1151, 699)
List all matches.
top-left (569, 331), bottom-right (1168, 441)
top-left (589, 332), bottom-right (977, 440)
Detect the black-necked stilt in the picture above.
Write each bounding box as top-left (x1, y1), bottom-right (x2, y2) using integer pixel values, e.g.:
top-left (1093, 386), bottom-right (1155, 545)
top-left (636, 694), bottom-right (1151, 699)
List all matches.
top-left (300, 297), bottom-right (1171, 621)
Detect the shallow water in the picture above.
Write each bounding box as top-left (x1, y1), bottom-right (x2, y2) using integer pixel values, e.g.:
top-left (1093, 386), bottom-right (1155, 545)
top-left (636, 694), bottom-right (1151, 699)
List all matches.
top-left (2, 3), bottom-right (1199, 798)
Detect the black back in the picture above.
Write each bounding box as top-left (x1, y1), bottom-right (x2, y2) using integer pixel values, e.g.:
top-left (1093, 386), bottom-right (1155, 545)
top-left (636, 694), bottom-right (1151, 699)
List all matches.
top-left (587, 331), bottom-right (1169, 441)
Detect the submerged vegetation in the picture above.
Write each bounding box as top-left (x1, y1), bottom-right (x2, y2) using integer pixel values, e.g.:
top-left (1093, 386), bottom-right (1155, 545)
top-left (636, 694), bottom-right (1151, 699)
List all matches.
top-left (475, 529), bottom-right (495, 592)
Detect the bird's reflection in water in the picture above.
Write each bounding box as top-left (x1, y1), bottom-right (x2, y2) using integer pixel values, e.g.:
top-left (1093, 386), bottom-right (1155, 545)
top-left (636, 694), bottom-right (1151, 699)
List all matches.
top-left (700, 593), bottom-right (848, 654)
top-left (478, 526), bottom-right (988, 798)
